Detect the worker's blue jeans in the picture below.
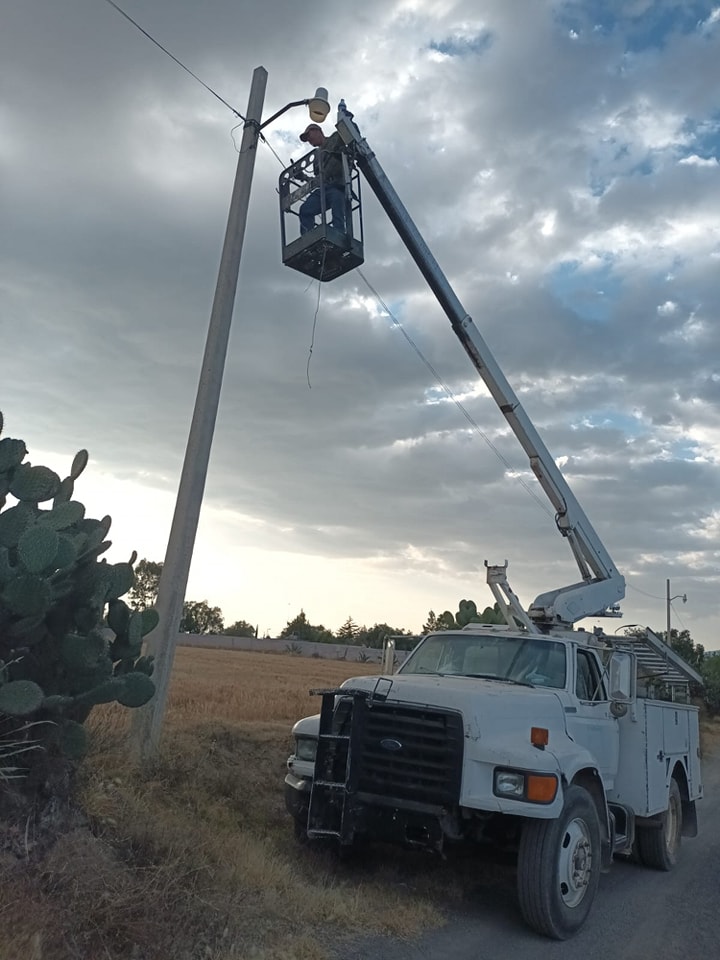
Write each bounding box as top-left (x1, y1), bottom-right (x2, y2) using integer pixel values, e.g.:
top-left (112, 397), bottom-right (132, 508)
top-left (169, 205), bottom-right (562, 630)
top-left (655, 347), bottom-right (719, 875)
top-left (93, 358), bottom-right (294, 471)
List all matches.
top-left (299, 184), bottom-right (346, 234)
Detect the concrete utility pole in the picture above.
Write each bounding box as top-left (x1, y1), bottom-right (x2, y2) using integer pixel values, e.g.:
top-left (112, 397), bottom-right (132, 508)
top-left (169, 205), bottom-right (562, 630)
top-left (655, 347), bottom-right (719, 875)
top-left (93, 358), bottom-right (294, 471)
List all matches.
top-left (131, 67), bottom-right (268, 760)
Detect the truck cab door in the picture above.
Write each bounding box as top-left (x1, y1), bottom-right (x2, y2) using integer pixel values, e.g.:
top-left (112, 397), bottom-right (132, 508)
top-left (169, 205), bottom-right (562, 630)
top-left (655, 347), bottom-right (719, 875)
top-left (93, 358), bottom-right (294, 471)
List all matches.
top-left (564, 648), bottom-right (620, 788)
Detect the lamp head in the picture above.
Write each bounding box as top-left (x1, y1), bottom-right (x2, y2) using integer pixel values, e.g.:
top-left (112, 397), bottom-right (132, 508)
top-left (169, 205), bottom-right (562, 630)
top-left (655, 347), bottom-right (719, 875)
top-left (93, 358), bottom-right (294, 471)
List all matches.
top-left (308, 87), bottom-right (330, 122)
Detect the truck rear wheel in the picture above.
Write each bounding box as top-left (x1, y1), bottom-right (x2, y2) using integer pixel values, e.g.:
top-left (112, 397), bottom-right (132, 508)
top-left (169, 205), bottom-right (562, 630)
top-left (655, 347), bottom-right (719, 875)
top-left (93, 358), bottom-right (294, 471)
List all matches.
top-left (517, 784), bottom-right (601, 940)
top-left (636, 778), bottom-right (682, 871)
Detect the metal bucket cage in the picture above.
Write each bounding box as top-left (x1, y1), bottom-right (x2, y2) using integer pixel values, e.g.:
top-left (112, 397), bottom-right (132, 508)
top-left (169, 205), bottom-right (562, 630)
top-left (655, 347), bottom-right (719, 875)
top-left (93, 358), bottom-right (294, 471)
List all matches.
top-left (279, 149), bottom-right (364, 282)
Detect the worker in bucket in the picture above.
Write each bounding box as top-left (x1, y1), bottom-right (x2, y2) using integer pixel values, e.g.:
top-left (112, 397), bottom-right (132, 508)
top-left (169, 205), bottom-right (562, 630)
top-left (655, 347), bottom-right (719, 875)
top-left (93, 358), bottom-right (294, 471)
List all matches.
top-left (298, 123), bottom-right (346, 234)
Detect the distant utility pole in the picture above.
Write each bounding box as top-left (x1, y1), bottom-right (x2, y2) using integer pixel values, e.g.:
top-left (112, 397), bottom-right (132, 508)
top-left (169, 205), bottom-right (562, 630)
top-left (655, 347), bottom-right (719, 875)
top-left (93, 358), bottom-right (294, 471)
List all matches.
top-left (666, 577), bottom-right (687, 645)
top-left (131, 67), bottom-right (268, 760)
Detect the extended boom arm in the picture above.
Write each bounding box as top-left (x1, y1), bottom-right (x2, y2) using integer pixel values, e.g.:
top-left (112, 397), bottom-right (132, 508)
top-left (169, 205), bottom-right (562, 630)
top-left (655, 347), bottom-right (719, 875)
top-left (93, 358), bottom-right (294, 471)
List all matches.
top-left (336, 106), bottom-right (625, 628)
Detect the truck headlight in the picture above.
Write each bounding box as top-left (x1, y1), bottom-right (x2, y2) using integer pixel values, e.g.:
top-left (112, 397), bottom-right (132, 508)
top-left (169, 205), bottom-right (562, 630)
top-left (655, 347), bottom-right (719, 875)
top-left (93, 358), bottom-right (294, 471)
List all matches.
top-left (294, 737), bottom-right (317, 762)
top-left (493, 768), bottom-right (558, 804)
top-left (494, 770), bottom-right (525, 798)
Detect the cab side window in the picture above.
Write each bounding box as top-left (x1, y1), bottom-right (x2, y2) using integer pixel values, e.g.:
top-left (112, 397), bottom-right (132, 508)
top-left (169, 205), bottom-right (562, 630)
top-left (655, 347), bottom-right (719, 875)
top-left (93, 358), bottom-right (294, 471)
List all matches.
top-left (576, 650), bottom-right (606, 702)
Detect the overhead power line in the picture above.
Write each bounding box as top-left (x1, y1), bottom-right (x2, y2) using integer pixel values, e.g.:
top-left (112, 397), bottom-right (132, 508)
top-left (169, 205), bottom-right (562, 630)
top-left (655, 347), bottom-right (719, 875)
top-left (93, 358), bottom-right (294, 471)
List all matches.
top-left (101, 0), bottom-right (245, 120)
top-left (356, 269), bottom-right (554, 521)
top-left (626, 583), bottom-right (666, 601)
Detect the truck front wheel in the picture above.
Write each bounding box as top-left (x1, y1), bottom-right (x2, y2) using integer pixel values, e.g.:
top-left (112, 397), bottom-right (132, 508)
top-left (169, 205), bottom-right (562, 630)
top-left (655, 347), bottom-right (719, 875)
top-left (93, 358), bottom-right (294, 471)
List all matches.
top-left (517, 785), bottom-right (601, 940)
top-left (636, 777), bottom-right (682, 870)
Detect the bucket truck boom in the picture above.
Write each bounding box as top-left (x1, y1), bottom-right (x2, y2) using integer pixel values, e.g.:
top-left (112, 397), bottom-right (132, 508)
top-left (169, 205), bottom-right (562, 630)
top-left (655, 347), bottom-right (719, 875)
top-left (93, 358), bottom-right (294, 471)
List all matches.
top-left (334, 103), bottom-right (625, 630)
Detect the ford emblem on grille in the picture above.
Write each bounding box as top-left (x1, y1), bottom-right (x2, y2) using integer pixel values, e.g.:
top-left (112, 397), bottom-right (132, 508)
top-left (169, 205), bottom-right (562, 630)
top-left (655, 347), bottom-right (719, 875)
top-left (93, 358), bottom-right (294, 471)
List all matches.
top-left (379, 738), bottom-right (403, 752)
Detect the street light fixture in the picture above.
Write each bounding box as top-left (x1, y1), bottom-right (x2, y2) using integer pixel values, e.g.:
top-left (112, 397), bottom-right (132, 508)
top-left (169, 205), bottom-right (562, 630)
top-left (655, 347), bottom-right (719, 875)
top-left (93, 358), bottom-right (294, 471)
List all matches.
top-left (132, 67), bottom-right (329, 759)
top-left (666, 578), bottom-right (687, 645)
top-left (308, 87), bottom-right (331, 123)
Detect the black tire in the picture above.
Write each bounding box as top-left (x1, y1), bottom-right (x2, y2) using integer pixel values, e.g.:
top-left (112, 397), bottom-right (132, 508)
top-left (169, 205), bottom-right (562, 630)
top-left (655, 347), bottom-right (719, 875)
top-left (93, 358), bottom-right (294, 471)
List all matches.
top-left (517, 784), bottom-right (602, 940)
top-left (636, 778), bottom-right (682, 871)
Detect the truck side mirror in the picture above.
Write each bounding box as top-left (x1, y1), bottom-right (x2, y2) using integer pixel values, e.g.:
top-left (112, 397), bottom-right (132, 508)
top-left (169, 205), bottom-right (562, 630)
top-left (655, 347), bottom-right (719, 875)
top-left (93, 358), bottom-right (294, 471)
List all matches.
top-left (382, 637), bottom-right (396, 675)
top-left (608, 651), bottom-right (635, 703)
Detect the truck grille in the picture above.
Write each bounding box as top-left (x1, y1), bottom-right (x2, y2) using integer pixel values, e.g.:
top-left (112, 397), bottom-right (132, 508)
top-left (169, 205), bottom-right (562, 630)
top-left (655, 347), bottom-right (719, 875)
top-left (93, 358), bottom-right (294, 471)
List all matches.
top-left (352, 703), bottom-right (463, 808)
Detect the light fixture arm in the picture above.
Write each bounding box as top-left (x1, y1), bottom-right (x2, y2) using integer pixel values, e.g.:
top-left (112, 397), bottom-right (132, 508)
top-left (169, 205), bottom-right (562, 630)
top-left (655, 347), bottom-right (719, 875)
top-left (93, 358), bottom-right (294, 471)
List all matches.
top-left (259, 99), bottom-right (310, 131)
top-left (259, 86), bottom-right (330, 131)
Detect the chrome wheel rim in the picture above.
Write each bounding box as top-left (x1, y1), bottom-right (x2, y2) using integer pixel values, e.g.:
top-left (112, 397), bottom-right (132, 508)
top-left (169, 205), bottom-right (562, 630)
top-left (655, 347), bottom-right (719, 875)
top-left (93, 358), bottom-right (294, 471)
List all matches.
top-left (665, 792), bottom-right (680, 852)
top-left (558, 817), bottom-right (593, 908)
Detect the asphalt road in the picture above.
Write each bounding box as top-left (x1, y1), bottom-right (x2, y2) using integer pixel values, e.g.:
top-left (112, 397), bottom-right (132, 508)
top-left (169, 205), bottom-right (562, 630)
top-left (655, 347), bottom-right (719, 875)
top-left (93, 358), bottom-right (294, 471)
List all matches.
top-left (339, 744), bottom-right (720, 960)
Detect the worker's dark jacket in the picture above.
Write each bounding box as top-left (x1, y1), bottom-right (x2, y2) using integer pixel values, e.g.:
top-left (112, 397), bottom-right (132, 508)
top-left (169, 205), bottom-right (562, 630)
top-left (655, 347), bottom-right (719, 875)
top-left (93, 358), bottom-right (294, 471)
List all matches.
top-left (314, 132), bottom-right (345, 185)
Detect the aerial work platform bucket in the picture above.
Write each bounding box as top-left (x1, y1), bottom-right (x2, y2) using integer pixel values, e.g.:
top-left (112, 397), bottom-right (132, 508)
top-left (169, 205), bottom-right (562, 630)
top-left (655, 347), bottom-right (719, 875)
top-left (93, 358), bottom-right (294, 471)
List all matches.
top-left (279, 149), bottom-right (364, 283)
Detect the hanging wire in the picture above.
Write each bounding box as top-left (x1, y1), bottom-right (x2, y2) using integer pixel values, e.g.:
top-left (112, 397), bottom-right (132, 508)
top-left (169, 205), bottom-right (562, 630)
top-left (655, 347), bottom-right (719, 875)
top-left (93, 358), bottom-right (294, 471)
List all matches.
top-left (356, 269), bottom-right (554, 520)
top-left (102, 0), bottom-right (245, 119)
top-left (626, 583), bottom-right (666, 601)
top-left (259, 134), bottom-right (288, 167)
top-left (103, 0), bottom-right (297, 169)
top-left (671, 602), bottom-right (690, 633)
top-left (306, 247), bottom-right (327, 388)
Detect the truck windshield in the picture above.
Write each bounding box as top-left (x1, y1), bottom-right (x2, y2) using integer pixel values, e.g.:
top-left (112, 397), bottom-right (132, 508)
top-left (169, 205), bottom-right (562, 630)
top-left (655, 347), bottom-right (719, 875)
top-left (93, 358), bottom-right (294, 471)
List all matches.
top-left (399, 633), bottom-right (567, 689)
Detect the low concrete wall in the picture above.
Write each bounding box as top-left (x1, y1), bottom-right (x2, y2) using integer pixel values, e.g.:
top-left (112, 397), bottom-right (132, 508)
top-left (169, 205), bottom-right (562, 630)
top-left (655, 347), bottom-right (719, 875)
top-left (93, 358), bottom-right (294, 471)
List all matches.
top-left (177, 633), bottom-right (401, 664)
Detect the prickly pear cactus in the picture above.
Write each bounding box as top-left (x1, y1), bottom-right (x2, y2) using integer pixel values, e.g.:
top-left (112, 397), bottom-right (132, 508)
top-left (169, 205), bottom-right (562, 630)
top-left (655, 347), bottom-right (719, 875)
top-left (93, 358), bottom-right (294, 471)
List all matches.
top-left (456, 599), bottom-right (480, 627)
top-left (0, 413), bottom-right (156, 768)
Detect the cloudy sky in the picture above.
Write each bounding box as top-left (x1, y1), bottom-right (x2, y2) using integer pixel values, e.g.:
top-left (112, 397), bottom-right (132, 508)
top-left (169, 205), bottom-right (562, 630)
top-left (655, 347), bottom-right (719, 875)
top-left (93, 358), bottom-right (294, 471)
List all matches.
top-left (2, 0), bottom-right (719, 647)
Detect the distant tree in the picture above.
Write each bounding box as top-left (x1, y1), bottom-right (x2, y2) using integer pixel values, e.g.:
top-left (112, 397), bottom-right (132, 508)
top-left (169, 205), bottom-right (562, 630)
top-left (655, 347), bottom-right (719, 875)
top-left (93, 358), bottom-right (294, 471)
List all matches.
top-left (127, 558), bottom-right (226, 635)
top-left (422, 611), bottom-right (440, 633)
top-left (336, 616), bottom-right (360, 644)
top-left (700, 656), bottom-right (720, 715)
top-left (128, 558), bottom-right (163, 610)
top-left (180, 600), bottom-right (224, 635)
top-left (437, 610), bottom-right (457, 630)
top-left (667, 628), bottom-right (704, 668)
top-left (281, 610), bottom-right (334, 644)
top-left (223, 620), bottom-right (256, 638)
top-left (358, 623), bottom-right (411, 649)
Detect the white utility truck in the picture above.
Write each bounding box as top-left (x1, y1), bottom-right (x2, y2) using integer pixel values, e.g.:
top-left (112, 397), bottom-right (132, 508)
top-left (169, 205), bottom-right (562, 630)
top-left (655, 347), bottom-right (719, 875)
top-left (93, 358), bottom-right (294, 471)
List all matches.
top-left (282, 102), bottom-right (703, 940)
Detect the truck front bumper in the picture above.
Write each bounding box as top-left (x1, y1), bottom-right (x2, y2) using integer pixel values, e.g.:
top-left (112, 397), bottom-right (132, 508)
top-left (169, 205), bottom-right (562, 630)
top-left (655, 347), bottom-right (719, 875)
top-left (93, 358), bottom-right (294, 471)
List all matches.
top-left (284, 771), bottom-right (311, 821)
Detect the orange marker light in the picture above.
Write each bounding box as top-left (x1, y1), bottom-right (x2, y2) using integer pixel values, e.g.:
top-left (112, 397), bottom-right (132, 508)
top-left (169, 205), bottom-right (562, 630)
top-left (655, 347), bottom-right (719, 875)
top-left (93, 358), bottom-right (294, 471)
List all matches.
top-left (530, 726), bottom-right (549, 747)
top-left (526, 774), bottom-right (558, 803)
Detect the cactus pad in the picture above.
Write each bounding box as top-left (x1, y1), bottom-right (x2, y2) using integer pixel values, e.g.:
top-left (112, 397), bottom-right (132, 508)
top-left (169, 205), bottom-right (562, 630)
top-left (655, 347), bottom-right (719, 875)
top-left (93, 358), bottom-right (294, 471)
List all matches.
top-left (140, 607), bottom-right (159, 636)
top-left (18, 525), bottom-right (60, 573)
top-left (9, 464), bottom-right (61, 503)
top-left (37, 500), bottom-right (85, 531)
top-left (105, 562), bottom-right (134, 601)
top-left (53, 533), bottom-right (78, 570)
top-left (0, 438), bottom-right (27, 473)
top-left (53, 476), bottom-right (75, 505)
top-left (3, 574), bottom-right (53, 617)
top-left (60, 632), bottom-right (107, 672)
top-left (0, 679), bottom-right (45, 717)
top-left (0, 503), bottom-right (34, 548)
top-left (116, 671), bottom-right (155, 708)
top-left (107, 598), bottom-right (131, 636)
top-left (70, 449), bottom-right (89, 481)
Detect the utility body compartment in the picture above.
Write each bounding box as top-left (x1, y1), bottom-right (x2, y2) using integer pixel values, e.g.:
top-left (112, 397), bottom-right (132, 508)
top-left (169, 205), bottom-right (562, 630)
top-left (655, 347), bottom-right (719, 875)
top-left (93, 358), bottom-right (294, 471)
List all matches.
top-left (611, 699), bottom-right (702, 817)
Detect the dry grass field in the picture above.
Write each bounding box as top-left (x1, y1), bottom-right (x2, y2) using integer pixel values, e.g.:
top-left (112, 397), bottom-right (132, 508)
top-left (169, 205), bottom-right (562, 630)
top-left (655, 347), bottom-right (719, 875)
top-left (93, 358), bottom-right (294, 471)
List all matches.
top-left (0, 649), bottom-right (461, 960)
